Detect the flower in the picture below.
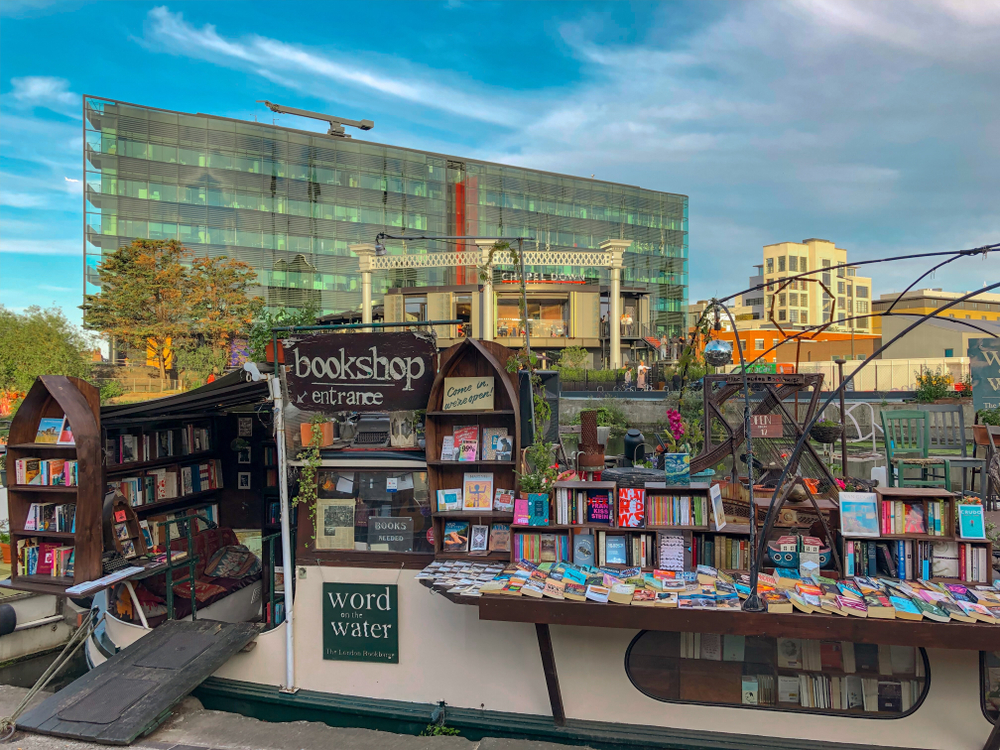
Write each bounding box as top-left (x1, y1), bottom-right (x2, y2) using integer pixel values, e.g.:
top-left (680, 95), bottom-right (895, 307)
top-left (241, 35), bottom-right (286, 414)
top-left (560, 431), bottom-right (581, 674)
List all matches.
top-left (835, 478), bottom-right (846, 490)
top-left (664, 408), bottom-right (688, 451)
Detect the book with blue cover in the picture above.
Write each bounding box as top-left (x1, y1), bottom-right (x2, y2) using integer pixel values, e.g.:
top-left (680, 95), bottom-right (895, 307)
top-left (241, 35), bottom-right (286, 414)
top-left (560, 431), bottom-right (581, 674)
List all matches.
top-left (605, 535), bottom-right (627, 565)
top-left (573, 533), bottom-right (595, 567)
top-left (958, 503), bottom-right (986, 539)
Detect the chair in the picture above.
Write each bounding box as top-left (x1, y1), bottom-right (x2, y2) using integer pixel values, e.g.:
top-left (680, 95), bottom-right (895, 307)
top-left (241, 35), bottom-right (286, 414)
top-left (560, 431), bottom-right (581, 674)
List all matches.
top-left (923, 404), bottom-right (986, 495)
top-left (881, 410), bottom-right (951, 488)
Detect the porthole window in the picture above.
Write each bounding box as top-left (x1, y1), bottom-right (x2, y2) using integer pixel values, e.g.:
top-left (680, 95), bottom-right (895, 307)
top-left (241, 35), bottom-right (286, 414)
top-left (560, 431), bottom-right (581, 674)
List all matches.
top-left (626, 631), bottom-right (929, 717)
top-left (981, 651), bottom-right (1000, 722)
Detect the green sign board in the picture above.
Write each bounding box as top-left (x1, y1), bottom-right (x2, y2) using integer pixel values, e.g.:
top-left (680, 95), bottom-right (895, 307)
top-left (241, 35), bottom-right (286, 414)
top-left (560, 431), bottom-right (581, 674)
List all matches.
top-left (969, 338), bottom-right (1000, 411)
top-left (322, 583), bottom-right (398, 663)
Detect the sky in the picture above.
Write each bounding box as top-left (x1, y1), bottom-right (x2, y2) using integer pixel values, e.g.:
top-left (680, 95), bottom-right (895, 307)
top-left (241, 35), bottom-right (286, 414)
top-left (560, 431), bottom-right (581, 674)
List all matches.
top-left (1, 0), bottom-right (998, 326)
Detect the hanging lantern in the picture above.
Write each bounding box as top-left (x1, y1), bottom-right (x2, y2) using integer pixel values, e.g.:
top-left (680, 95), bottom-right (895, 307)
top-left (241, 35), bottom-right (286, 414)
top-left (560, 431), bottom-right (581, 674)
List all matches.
top-left (703, 338), bottom-right (733, 367)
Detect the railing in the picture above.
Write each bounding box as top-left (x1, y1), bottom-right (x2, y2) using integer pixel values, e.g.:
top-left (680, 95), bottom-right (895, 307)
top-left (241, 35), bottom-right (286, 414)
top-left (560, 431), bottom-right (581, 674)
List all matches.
top-left (796, 358), bottom-right (971, 392)
top-left (92, 377), bottom-right (180, 394)
top-left (496, 320), bottom-right (570, 338)
top-left (159, 510), bottom-right (214, 621)
top-left (599, 321), bottom-right (652, 339)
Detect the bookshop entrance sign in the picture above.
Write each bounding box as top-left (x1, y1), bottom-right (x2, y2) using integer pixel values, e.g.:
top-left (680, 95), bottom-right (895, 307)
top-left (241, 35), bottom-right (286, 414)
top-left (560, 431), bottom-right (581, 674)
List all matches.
top-left (284, 331), bottom-right (437, 413)
top-left (968, 337), bottom-right (1000, 411)
top-left (323, 583), bottom-right (399, 663)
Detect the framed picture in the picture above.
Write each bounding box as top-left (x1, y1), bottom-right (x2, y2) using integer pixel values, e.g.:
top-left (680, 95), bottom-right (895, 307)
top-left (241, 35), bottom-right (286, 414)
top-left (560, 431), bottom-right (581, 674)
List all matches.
top-left (238, 472), bottom-right (252, 490)
top-left (238, 417), bottom-right (253, 437)
top-left (839, 492), bottom-right (881, 538)
top-left (238, 447), bottom-right (251, 464)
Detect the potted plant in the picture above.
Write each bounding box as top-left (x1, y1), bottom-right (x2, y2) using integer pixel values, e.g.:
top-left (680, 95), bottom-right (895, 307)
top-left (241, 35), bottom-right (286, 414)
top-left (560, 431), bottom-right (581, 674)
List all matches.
top-left (973, 407), bottom-right (1000, 448)
top-left (518, 442), bottom-right (558, 523)
top-left (810, 419), bottom-right (842, 444)
top-left (0, 520), bottom-right (10, 566)
top-left (300, 414), bottom-right (334, 448)
top-left (662, 408), bottom-right (691, 485)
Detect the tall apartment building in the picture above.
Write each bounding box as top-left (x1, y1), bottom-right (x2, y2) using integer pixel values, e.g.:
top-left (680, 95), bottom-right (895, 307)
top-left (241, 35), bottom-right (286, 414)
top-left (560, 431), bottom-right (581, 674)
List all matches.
top-left (83, 96), bottom-right (688, 365)
top-left (871, 289), bottom-right (1000, 335)
top-left (747, 238), bottom-right (873, 334)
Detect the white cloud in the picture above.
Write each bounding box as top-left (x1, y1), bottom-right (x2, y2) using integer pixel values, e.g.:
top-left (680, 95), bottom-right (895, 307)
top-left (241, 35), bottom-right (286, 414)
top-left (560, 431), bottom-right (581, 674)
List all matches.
top-left (143, 6), bottom-right (522, 127)
top-left (0, 239), bottom-right (79, 256)
top-left (37, 284), bottom-right (75, 292)
top-left (10, 76), bottom-right (80, 117)
top-left (0, 192), bottom-right (47, 208)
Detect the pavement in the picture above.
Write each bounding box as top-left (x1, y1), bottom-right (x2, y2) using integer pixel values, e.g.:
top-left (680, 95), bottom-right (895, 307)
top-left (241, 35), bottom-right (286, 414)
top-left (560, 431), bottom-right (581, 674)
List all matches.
top-left (0, 686), bottom-right (588, 750)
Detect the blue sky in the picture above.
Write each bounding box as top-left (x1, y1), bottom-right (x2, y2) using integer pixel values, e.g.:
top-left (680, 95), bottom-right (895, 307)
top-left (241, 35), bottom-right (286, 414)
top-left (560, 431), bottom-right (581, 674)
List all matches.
top-left (1, 0), bottom-right (998, 326)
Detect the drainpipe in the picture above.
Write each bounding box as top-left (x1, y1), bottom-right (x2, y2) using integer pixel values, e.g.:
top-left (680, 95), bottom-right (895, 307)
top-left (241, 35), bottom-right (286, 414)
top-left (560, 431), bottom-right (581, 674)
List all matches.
top-left (268, 373), bottom-right (297, 693)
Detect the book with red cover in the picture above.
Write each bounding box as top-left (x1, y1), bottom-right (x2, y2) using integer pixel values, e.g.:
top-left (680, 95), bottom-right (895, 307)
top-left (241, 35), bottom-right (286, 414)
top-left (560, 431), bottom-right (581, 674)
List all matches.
top-left (820, 641), bottom-right (843, 670)
top-left (617, 488), bottom-right (645, 528)
top-left (36, 542), bottom-right (59, 576)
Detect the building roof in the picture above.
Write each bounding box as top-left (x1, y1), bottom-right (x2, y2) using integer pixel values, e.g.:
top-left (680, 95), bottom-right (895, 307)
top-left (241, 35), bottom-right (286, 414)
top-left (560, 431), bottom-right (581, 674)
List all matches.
top-left (882, 313), bottom-right (1000, 336)
top-left (877, 288), bottom-right (1000, 303)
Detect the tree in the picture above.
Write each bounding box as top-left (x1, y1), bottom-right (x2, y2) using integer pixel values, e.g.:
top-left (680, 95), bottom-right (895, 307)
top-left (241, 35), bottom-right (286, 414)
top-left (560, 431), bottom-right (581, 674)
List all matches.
top-left (247, 304), bottom-right (319, 362)
top-left (187, 255), bottom-right (263, 363)
top-left (84, 239), bottom-right (193, 381)
top-left (0, 306), bottom-right (94, 394)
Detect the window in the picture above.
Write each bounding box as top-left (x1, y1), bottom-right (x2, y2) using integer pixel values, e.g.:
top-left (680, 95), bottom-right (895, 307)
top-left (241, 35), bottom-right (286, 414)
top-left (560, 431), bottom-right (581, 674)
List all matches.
top-left (789, 310), bottom-right (798, 323)
top-left (313, 469), bottom-right (432, 554)
top-left (800, 294), bottom-right (808, 307)
top-left (838, 281), bottom-right (845, 295)
top-left (778, 256), bottom-right (786, 272)
top-left (945, 349), bottom-right (954, 357)
top-left (766, 258), bottom-right (774, 273)
top-left (788, 256), bottom-right (798, 272)
top-left (982, 651), bottom-right (1000, 723)
top-left (857, 301), bottom-right (869, 313)
top-left (789, 293), bottom-right (798, 306)
top-left (800, 311), bottom-right (808, 324)
top-left (755, 339), bottom-right (764, 350)
top-left (778, 293), bottom-right (786, 306)
top-left (847, 284), bottom-right (853, 297)
top-left (497, 297), bottom-right (568, 338)
top-left (838, 297), bottom-right (846, 310)
top-left (405, 296), bottom-right (427, 322)
top-left (800, 258), bottom-right (807, 272)
top-left (626, 632), bottom-right (928, 717)
top-left (778, 310), bottom-right (787, 321)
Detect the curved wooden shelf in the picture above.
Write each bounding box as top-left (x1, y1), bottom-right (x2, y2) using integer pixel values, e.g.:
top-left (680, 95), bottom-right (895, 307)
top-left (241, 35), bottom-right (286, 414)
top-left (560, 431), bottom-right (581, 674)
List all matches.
top-left (7, 375), bottom-right (103, 592)
top-left (105, 450), bottom-right (215, 476)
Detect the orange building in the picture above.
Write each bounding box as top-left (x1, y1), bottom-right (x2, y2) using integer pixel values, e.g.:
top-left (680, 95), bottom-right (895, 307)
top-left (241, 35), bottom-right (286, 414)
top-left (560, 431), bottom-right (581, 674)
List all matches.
top-left (711, 328), bottom-right (880, 365)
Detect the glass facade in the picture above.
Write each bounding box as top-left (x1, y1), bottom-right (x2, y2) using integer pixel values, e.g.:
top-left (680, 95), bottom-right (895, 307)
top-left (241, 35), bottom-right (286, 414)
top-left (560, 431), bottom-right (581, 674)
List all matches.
top-left (84, 96), bottom-right (688, 334)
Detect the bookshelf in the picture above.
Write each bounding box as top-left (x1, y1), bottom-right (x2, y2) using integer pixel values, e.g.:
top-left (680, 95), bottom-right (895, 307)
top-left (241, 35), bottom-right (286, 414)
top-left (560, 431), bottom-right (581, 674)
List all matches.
top-left (842, 487), bottom-right (993, 583)
top-left (5, 376), bottom-right (103, 594)
top-left (425, 339), bottom-right (521, 560)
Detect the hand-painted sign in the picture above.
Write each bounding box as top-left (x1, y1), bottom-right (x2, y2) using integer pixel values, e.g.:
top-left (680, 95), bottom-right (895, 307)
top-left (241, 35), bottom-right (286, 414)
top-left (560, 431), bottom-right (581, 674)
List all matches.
top-left (969, 338), bottom-right (1000, 411)
top-left (323, 583), bottom-right (398, 663)
top-left (750, 413), bottom-right (783, 438)
top-left (442, 376), bottom-right (495, 411)
top-left (284, 331), bottom-right (437, 413)
top-left (368, 517), bottom-right (414, 552)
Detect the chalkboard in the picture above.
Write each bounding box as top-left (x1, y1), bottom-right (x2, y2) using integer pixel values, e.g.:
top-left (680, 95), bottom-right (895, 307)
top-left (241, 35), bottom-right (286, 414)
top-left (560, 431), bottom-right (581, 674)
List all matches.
top-left (368, 517), bottom-right (414, 552)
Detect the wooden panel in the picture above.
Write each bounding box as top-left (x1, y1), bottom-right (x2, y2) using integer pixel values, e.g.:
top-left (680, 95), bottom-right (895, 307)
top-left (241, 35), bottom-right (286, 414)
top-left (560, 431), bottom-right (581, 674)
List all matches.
top-left (383, 293), bottom-right (403, 323)
top-left (17, 619), bottom-right (259, 745)
top-left (478, 596), bottom-right (1000, 651)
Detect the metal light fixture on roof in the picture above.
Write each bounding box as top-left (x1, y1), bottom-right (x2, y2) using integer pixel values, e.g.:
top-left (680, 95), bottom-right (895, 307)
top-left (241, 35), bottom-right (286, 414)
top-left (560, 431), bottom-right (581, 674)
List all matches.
top-left (703, 338), bottom-right (733, 367)
top-left (374, 241), bottom-right (386, 257)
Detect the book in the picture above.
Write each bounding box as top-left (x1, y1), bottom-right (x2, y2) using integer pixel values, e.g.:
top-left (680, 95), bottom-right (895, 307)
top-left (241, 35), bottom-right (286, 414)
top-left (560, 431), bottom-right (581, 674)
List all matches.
top-left (609, 582), bottom-right (635, 604)
top-left (617, 488), bottom-right (645, 528)
top-left (442, 521), bottom-right (470, 552)
top-left (440, 436), bottom-right (455, 461)
top-left (958, 503), bottom-right (986, 539)
top-left (488, 524), bottom-right (511, 552)
top-left (778, 675), bottom-right (800, 704)
top-left (463, 473), bottom-right (494, 511)
top-left (890, 596), bottom-right (922, 621)
top-left (863, 594), bottom-right (896, 619)
top-left (878, 681), bottom-right (902, 712)
top-left (741, 676), bottom-right (759, 706)
top-left (585, 584), bottom-right (610, 603)
top-left (436, 488), bottom-right (462, 512)
top-left (57, 417), bottom-right (75, 445)
top-left (458, 441), bottom-right (479, 461)
top-left (513, 497), bottom-right (531, 525)
top-left (469, 524), bottom-right (489, 552)
top-left (605, 535), bottom-right (627, 565)
top-left (839, 492), bottom-right (880, 537)
top-left (776, 638), bottom-right (802, 669)
top-left (482, 427), bottom-right (510, 460)
top-left (528, 495), bottom-right (549, 526)
top-left (493, 489), bottom-right (515, 513)
top-left (573, 533), bottom-right (595, 567)
top-left (35, 417), bottom-right (63, 444)
top-left (903, 503), bottom-right (926, 534)
top-left (585, 493), bottom-right (612, 525)
top-left (762, 590), bottom-right (792, 614)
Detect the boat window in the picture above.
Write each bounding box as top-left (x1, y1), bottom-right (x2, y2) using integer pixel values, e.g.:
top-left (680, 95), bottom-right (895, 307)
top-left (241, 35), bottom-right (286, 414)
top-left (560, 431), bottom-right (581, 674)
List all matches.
top-left (625, 631), bottom-right (928, 718)
top-left (982, 651), bottom-right (1000, 722)
top-left (311, 469), bottom-right (433, 554)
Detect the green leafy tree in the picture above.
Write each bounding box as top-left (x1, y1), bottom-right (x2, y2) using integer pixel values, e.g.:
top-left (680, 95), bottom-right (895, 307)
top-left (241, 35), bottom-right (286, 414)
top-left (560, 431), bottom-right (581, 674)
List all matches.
top-left (83, 239), bottom-right (193, 381)
top-left (0, 306), bottom-right (94, 394)
top-left (247, 304), bottom-right (319, 362)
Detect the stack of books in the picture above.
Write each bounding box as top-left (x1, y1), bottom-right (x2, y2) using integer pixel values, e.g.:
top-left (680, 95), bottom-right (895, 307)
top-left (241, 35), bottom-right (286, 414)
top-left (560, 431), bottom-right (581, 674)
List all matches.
top-left (13, 458), bottom-right (78, 486)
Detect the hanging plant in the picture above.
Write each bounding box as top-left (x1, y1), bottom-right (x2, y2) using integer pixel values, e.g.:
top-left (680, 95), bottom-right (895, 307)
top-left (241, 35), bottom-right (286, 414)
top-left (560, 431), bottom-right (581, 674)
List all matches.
top-left (294, 413), bottom-right (325, 542)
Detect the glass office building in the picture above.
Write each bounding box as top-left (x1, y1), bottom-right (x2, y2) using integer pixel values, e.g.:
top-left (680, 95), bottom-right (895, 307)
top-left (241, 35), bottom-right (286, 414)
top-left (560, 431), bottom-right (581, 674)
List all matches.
top-left (83, 96), bottom-right (688, 349)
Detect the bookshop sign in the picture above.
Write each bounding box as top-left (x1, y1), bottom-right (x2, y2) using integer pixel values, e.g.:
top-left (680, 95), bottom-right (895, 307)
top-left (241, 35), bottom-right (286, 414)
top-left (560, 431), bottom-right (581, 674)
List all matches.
top-left (323, 583), bottom-right (399, 663)
top-left (968, 338), bottom-right (1000, 411)
top-left (284, 331), bottom-right (437, 413)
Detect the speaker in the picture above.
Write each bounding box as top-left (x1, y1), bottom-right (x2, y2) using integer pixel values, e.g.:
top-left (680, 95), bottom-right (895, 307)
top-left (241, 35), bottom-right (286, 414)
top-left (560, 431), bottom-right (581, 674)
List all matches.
top-left (518, 370), bottom-right (560, 447)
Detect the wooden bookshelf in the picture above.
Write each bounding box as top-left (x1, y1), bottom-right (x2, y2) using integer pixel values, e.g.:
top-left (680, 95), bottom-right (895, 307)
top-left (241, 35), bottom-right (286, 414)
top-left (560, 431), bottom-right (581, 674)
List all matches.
top-left (425, 339), bottom-right (521, 560)
top-left (842, 488), bottom-right (993, 582)
top-left (5, 376), bottom-right (103, 595)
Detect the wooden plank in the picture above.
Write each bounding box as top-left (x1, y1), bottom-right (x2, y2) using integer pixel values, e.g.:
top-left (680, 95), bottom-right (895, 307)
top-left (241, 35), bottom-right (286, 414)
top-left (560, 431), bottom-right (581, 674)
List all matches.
top-left (478, 596), bottom-right (1000, 651)
top-left (534, 623), bottom-right (566, 726)
top-left (18, 619), bottom-right (259, 745)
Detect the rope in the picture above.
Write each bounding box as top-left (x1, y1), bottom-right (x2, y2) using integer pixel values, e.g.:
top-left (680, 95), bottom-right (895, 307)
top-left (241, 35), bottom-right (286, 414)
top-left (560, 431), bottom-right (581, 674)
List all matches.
top-left (0, 612), bottom-right (104, 742)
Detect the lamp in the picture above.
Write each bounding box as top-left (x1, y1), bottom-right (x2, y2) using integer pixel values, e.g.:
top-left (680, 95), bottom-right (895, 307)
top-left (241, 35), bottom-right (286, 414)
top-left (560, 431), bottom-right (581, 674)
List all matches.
top-left (374, 241), bottom-right (386, 257)
top-left (703, 338), bottom-right (733, 367)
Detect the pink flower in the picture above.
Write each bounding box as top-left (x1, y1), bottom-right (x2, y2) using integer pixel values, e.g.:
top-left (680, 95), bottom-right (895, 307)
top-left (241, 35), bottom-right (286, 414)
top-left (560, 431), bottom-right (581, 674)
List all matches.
top-left (835, 478), bottom-right (846, 490)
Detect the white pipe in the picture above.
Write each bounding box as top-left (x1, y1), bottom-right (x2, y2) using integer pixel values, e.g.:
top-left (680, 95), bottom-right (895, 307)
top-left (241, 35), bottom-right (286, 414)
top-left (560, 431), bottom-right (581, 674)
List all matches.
top-left (13, 614), bottom-right (65, 632)
top-left (269, 373), bottom-right (296, 693)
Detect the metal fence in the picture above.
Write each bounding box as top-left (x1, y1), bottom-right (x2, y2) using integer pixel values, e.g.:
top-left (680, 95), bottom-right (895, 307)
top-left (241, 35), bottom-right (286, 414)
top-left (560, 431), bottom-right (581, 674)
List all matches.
top-left (92, 377), bottom-right (180, 394)
top-left (725, 357), bottom-right (970, 392)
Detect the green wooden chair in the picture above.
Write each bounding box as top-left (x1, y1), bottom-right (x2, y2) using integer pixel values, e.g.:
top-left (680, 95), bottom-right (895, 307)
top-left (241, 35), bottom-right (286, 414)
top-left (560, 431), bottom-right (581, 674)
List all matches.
top-left (881, 409), bottom-right (951, 488)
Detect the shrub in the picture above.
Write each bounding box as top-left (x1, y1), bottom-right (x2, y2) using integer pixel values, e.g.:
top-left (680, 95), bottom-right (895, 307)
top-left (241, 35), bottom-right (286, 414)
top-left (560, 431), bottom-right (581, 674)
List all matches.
top-left (914, 368), bottom-right (952, 403)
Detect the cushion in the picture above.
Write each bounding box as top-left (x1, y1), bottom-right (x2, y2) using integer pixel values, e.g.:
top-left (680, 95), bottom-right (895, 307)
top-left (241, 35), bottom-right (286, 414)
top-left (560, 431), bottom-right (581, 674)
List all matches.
top-left (204, 545), bottom-right (261, 579)
top-left (891, 457), bottom-right (947, 466)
